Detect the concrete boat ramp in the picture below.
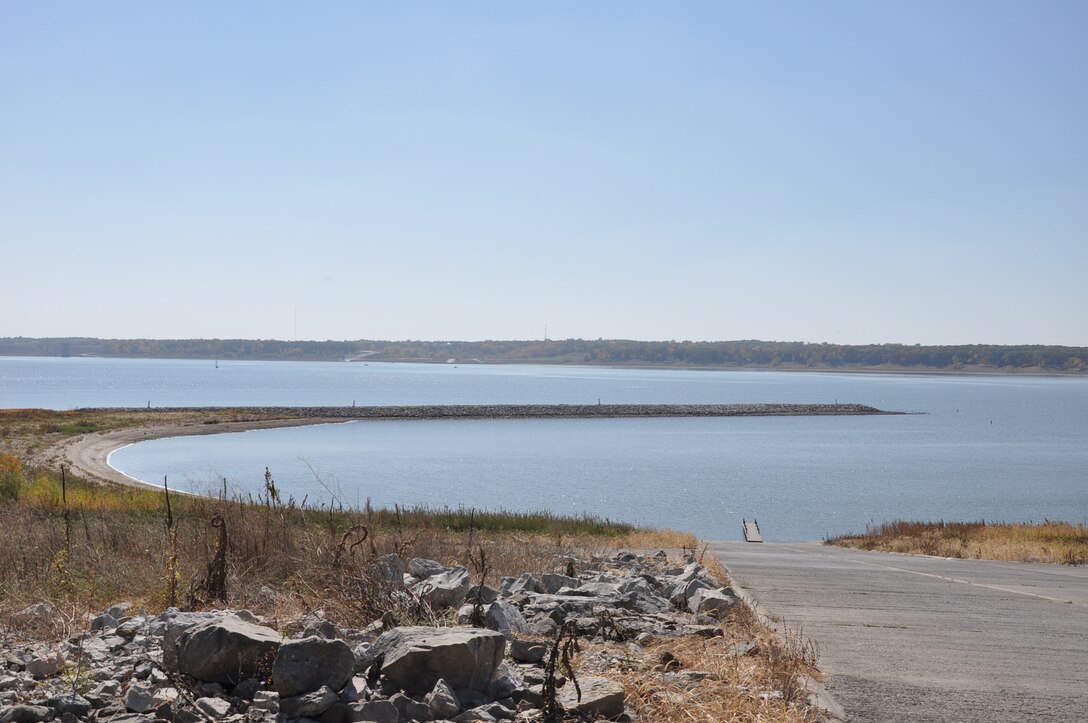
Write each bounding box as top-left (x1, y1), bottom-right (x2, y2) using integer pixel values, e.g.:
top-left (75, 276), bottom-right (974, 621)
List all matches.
top-left (709, 541), bottom-right (1088, 722)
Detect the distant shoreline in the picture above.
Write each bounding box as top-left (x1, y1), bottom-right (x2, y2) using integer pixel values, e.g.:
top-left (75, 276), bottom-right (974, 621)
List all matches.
top-left (4, 336), bottom-right (1086, 376)
top-left (52, 402), bottom-right (899, 489)
top-left (5, 353), bottom-right (1088, 377)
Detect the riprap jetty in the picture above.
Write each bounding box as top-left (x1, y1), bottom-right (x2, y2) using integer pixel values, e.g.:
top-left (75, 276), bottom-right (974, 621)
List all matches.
top-left (94, 403), bottom-right (900, 420)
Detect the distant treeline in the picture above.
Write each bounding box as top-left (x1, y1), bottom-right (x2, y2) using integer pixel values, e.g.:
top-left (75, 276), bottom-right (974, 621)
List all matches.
top-left (2, 337), bottom-right (1086, 372)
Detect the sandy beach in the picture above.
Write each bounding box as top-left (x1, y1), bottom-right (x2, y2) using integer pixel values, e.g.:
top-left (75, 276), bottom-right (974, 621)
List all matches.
top-left (49, 416), bottom-right (342, 488)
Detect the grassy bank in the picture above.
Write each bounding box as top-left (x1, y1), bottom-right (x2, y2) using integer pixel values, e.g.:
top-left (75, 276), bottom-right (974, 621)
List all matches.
top-left (0, 455), bottom-right (684, 620)
top-left (826, 519), bottom-right (1088, 565)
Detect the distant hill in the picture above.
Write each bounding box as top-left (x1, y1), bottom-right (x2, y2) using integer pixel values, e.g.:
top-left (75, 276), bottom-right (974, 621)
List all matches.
top-left (1, 337), bottom-right (1086, 373)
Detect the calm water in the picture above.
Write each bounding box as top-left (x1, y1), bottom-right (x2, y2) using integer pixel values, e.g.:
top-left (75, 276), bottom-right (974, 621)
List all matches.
top-left (4, 356), bottom-right (1087, 540)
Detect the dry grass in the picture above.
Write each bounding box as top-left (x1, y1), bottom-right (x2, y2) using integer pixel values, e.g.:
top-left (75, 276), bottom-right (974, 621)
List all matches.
top-left (0, 463), bottom-right (654, 624)
top-left (827, 519), bottom-right (1088, 565)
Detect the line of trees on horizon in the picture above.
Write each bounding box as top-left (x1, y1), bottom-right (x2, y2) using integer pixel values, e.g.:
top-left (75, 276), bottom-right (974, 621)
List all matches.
top-left (2, 336), bottom-right (1086, 372)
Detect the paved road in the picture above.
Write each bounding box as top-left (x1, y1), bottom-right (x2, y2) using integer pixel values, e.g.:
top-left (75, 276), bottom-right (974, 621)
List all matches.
top-left (709, 542), bottom-right (1088, 722)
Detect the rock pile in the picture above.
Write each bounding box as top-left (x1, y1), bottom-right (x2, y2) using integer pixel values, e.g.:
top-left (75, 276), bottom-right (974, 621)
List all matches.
top-left (0, 552), bottom-right (741, 722)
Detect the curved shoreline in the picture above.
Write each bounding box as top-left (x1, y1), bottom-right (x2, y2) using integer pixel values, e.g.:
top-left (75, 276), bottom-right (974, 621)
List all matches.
top-left (53, 417), bottom-right (345, 488)
top-left (51, 403), bottom-right (898, 488)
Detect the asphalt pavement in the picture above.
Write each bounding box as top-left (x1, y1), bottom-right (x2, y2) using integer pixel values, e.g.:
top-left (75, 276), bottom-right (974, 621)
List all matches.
top-left (708, 541), bottom-right (1088, 722)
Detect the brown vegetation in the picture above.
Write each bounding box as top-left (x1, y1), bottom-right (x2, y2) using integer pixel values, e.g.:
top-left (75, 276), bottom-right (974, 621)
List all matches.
top-left (826, 519), bottom-right (1088, 565)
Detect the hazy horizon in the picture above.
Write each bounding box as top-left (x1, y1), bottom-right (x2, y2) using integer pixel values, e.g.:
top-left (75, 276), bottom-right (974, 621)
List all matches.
top-left (3, 2), bottom-right (1086, 346)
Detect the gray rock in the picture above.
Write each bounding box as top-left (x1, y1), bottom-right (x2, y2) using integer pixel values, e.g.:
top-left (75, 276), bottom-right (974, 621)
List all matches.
top-left (676, 562), bottom-right (704, 583)
top-left (408, 558), bottom-right (447, 580)
top-left (175, 617), bottom-right (281, 684)
top-left (372, 554), bottom-right (406, 582)
top-left (279, 685), bottom-right (338, 720)
top-left (90, 680), bottom-right (121, 699)
top-left (157, 610), bottom-right (233, 668)
top-left (478, 702), bottom-right (516, 720)
top-left (250, 691), bottom-right (279, 713)
top-left (561, 582), bottom-right (622, 598)
top-left (46, 695), bottom-right (90, 718)
top-left (511, 687), bottom-right (543, 708)
top-left (303, 618), bottom-right (339, 640)
top-left (273, 636), bottom-right (355, 698)
top-left (558, 676), bottom-right (624, 719)
top-left (232, 678), bottom-right (262, 700)
top-left (502, 574), bottom-right (542, 596)
top-left (374, 627), bottom-right (506, 695)
top-left (669, 577), bottom-right (712, 607)
top-left (90, 613), bottom-right (118, 632)
top-left (483, 601), bottom-right (530, 639)
top-left (26, 652), bottom-right (62, 679)
top-left (388, 693), bottom-right (431, 721)
top-left (123, 684), bottom-right (162, 713)
top-left (352, 641), bottom-right (375, 673)
top-left (116, 616), bottom-right (146, 639)
top-left (193, 682), bottom-right (225, 698)
top-left (338, 677), bottom-right (364, 704)
top-left (348, 699), bottom-right (398, 723)
top-left (195, 697), bottom-right (231, 718)
top-left (0, 704), bottom-right (52, 723)
top-left (456, 604), bottom-right (479, 625)
top-left (487, 662), bottom-right (521, 700)
top-left (508, 638), bottom-right (547, 664)
top-left (477, 585), bottom-right (500, 604)
top-left (107, 603), bottom-right (134, 619)
top-left (13, 602), bottom-right (58, 621)
top-left (425, 678), bottom-right (460, 719)
top-left (540, 573), bottom-right (579, 595)
top-left (687, 587), bottom-right (736, 617)
top-left (415, 567), bottom-right (472, 610)
top-left (528, 617), bottom-right (557, 638)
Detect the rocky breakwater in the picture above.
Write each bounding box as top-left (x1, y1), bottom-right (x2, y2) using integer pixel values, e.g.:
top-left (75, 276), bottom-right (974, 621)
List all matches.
top-left (1, 552), bottom-right (823, 722)
top-left (95, 403), bottom-right (898, 421)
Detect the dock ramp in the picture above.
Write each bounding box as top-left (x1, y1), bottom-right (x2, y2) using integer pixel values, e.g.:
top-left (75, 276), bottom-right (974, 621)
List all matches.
top-left (742, 519), bottom-right (763, 543)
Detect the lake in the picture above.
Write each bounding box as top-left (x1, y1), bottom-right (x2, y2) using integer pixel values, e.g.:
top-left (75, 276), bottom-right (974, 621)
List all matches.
top-left (4, 356), bottom-right (1087, 540)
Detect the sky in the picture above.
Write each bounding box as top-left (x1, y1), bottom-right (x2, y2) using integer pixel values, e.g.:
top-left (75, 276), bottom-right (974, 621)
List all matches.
top-left (2, 2), bottom-right (1086, 346)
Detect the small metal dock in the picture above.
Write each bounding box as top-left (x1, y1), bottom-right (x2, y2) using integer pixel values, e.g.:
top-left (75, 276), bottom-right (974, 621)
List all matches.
top-left (742, 518), bottom-right (763, 543)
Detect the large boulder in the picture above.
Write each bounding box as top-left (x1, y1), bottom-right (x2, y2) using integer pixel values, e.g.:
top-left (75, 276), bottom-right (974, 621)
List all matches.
top-left (559, 676), bottom-right (625, 719)
top-left (174, 617), bottom-right (282, 684)
top-left (272, 636), bottom-right (355, 698)
top-left (373, 626), bottom-right (506, 695)
top-left (540, 573), bottom-right (579, 594)
top-left (483, 600), bottom-right (530, 639)
top-left (687, 587), bottom-right (737, 617)
top-left (502, 573), bottom-right (543, 596)
top-left (669, 577), bottom-right (712, 608)
top-left (415, 566), bottom-right (472, 610)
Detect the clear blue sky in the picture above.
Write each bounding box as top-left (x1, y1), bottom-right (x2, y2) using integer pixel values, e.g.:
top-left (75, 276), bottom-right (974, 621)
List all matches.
top-left (2, 2), bottom-right (1085, 345)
